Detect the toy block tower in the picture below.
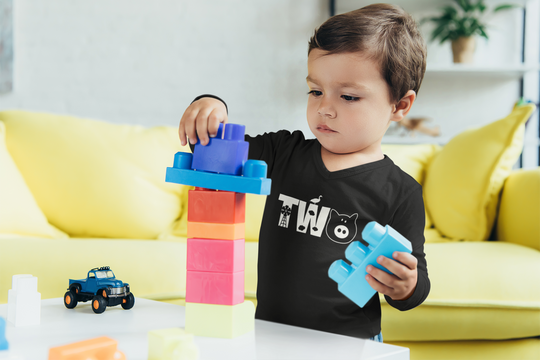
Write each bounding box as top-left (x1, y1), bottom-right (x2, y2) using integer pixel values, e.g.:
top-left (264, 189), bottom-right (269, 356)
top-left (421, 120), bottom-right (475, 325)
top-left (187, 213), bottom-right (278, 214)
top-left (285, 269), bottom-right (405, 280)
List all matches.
top-left (166, 123), bottom-right (271, 339)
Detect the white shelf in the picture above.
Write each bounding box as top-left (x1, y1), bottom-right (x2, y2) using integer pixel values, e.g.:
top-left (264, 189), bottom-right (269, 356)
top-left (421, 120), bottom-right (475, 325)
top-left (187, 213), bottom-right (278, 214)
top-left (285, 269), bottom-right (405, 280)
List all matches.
top-left (425, 64), bottom-right (540, 79)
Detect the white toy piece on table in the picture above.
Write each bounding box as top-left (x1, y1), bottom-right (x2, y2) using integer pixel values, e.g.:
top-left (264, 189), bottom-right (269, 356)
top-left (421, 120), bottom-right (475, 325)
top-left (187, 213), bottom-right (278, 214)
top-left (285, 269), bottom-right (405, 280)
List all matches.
top-left (7, 275), bottom-right (41, 327)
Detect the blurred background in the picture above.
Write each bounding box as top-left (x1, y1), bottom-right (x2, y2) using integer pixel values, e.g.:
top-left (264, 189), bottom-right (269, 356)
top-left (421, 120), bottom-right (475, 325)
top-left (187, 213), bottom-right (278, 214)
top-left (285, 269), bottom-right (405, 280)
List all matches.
top-left (0, 0), bottom-right (538, 166)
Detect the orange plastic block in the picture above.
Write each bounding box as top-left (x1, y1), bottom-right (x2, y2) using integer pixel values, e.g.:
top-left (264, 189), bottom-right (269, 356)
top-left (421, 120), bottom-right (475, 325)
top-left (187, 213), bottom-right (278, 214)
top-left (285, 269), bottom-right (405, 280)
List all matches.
top-left (188, 189), bottom-right (245, 224)
top-left (187, 221), bottom-right (245, 240)
top-left (48, 336), bottom-right (126, 360)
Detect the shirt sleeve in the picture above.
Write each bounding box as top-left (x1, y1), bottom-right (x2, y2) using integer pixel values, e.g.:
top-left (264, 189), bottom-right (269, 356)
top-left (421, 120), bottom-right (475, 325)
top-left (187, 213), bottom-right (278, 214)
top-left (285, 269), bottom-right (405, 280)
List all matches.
top-left (385, 186), bottom-right (430, 311)
top-left (245, 130), bottom-right (296, 177)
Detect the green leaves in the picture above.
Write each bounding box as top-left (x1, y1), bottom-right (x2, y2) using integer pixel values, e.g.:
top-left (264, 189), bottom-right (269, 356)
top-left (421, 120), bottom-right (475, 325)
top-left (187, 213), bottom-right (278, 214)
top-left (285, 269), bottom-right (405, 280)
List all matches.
top-left (494, 4), bottom-right (519, 12)
top-left (422, 0), bottom-right (519, 44)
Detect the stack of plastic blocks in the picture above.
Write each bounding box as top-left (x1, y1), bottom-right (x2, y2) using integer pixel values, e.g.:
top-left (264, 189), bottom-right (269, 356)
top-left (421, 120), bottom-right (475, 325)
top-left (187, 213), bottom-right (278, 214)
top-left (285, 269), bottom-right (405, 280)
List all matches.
top-left (165, 123), bottom-right (271, 339)
top-left (8, 274), bottom-right (41, 327)
top-left (328, 221), bottom-right (412, 308)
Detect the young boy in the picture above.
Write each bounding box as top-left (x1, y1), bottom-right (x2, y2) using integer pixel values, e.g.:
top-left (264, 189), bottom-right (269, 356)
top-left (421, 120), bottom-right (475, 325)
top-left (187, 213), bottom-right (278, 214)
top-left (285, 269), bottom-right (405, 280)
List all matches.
top-left (178, 4), bottom-right (430, 341)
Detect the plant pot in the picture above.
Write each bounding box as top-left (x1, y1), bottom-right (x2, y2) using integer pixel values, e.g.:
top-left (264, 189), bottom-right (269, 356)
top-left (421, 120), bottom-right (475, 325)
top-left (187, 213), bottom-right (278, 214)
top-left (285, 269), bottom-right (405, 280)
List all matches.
top-left (451, 36), bottom-right (476, 63)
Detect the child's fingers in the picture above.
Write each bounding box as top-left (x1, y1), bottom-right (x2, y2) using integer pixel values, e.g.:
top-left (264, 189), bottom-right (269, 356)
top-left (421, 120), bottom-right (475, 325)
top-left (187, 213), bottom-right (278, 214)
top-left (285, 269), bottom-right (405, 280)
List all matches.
top-left (195, 108), bottom-right (213, 146)
top-left (370, 255), bottom-right (418, 301)
top-left (178, 125), bottom-right (187, 147)
top-left (179, 97), bottom-right (228, 146)
top-left (392, 252), bottom-right (417, 270)
top-left (366, 264), bottom-right (396, 288)
top-left (179, 108), bottom-right (199, 147)
top-left (208, 108), bottom-right (227, 138)
top-left (376, 255), bottom-right (415, 281)
top-left (365, 273), bottom-right (393, 296)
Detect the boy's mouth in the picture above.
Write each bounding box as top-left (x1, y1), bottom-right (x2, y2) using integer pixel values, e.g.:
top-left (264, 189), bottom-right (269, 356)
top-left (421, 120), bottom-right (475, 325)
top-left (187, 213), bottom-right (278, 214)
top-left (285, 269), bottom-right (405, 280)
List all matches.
top-left (317, 124), bottom-right (337, 133)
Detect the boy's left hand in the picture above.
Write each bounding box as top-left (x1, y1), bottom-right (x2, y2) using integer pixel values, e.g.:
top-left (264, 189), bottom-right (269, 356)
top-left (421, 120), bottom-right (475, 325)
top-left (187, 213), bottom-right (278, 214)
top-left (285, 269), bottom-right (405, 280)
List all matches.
top-left (365, 251), bottom-right (417, 301)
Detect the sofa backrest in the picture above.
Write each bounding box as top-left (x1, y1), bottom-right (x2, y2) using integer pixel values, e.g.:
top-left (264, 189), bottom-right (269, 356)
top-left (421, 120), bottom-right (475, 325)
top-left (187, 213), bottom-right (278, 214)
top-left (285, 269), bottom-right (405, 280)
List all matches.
top-left (0, 110), bottom-right (191, 239)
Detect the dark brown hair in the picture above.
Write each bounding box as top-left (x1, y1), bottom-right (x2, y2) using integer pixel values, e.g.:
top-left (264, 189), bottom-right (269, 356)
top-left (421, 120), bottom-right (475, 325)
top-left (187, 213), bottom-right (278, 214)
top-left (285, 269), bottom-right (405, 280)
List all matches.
top-left (308, 3), bottom-right (427, 104)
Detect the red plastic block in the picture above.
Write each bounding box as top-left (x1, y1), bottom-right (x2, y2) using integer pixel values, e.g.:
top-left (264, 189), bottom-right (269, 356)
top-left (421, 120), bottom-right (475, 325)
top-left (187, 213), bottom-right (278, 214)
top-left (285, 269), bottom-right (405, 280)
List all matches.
top-left (188, 189), bottom-right (245, 224)
top-left (187, 238), bottom-right (245, 273)
top-left (187, 221), bottom-right (245, 240)
top-left (48, 336), bottom-right (125, 360)
top-left (186, 270), bottom-right (244, 306)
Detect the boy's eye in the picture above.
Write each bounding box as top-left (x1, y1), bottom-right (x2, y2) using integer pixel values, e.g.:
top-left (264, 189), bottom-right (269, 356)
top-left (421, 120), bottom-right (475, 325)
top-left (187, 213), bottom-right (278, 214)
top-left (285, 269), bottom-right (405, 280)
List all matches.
top-left (342, 95), bottom-right (360, 102)
top-left (308, 90), bottom-right (322, 97)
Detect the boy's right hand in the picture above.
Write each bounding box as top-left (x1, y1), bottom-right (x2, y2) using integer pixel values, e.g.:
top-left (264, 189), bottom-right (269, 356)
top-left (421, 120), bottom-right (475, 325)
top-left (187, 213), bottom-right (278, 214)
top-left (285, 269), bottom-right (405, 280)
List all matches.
top-left (178, 97), bottom-right (228, 147)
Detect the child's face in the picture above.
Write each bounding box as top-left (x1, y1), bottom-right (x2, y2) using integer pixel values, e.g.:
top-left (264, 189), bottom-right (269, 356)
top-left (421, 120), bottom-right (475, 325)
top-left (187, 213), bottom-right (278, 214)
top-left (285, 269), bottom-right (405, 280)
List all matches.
top-left (306, 49), bottom-right (398, 156)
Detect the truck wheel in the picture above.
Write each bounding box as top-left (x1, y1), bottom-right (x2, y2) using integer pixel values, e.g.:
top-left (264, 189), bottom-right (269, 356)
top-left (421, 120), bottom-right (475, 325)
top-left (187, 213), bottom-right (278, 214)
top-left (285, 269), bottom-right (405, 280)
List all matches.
top-left (64, 291), bottom-right (77, 309)
top-left (91, 295), bottom-right (107, 314)
top-left (70, 283), bottom-right (82, 295)
top-left (121, 293), bottom-right (135, 310)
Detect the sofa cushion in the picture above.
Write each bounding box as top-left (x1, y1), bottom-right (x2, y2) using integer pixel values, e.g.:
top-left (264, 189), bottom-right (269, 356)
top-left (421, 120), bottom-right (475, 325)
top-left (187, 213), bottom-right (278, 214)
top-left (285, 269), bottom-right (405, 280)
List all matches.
top-left (423, 104), bottom-right (536, 241)
top-left (497, 168), bottom-right (540, 251)
top-left (0, 121), bottom-right (67, 239)
top-left (0, 111), bottom-right (190, 239)
top-left (389, 339), bottom-right (540, 360)
top-left (381, 241), bottom-right (540, 341)
top-left (0, 236), bottom-right (259, 305)
top-left (0, 237), bottom-right (187, 304)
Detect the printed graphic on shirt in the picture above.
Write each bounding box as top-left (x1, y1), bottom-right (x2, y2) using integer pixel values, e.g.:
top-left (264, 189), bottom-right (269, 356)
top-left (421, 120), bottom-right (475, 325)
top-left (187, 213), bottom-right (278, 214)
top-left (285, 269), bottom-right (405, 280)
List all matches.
top-left (277, 193), bottom-right (358, 244)
top-left (325, 210), bottom-right (358, 244)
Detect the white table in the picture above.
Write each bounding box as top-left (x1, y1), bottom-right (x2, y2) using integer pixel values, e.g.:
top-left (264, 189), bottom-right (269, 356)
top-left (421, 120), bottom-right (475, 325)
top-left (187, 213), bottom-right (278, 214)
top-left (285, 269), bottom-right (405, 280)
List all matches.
top-left (0, 298), bottom-right (409, 360)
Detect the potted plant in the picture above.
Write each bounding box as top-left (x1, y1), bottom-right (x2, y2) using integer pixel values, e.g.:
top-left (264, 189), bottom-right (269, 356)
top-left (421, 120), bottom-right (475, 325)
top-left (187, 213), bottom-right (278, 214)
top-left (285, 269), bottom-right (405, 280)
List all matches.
top-left (422, 0), bottom-right (518, 63)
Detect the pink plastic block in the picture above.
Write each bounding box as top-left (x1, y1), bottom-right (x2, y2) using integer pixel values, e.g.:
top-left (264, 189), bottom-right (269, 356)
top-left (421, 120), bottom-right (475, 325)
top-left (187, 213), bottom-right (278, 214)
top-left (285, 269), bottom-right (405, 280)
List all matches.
top-left (187, 238), bottom-right (245, 273)
top-left (186, 270), bottom-right (244, 306)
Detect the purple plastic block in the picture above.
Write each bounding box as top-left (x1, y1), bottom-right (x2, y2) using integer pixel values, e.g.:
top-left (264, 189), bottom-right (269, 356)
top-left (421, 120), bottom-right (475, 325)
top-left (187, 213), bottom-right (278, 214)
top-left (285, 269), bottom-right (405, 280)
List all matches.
top-left (192, 123), bottom-right (248, 175)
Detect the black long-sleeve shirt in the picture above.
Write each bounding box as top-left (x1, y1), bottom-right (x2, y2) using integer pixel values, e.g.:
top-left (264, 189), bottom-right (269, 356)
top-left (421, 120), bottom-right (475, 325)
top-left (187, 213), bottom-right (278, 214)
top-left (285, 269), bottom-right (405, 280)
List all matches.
top-left (247, 130), bottom-right (430, 338)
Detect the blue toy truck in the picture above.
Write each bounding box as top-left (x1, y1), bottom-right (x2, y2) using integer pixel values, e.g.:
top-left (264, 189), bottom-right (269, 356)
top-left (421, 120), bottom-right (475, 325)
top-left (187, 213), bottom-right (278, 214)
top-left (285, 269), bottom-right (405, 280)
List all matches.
top-left (63, 266), bottom-right (134, 314)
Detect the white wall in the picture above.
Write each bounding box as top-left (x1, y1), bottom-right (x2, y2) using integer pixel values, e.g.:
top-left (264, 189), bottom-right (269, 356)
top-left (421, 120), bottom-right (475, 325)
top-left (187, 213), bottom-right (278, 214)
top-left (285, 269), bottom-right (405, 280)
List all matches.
top-left (1, 0), bottom-right (535, 148)
top-left (0, 0), bottom-right (327, 136)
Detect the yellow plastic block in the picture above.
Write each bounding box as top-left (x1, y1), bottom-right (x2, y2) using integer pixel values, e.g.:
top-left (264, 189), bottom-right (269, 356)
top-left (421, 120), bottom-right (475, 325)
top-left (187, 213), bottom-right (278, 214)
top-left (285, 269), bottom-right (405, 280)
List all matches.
top-left (148, 328), bottom-right (199, 360)
top-left (48, 336), bottom-right (125, 360)
top-left (187, 221), bottom-right (245, 240)
top-left (185, 301), bottom-right (255, 339)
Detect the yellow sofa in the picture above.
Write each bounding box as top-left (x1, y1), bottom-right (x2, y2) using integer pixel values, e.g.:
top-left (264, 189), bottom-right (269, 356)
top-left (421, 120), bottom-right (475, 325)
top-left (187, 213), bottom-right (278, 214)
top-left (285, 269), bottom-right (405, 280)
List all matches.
top-left (0, 107), bottom-right (539, 360)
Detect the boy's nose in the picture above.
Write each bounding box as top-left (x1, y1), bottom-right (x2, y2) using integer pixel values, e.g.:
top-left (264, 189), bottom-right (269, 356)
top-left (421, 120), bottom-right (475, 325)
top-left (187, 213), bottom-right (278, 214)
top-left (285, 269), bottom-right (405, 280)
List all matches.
top-left (317, 101), bottom-right (336, 119)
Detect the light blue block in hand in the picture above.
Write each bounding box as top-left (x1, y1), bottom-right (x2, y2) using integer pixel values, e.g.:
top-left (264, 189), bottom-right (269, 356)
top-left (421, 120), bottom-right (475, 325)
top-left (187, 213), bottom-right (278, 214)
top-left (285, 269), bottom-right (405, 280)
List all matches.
top-left (328, 221), bottom-right (412, 308)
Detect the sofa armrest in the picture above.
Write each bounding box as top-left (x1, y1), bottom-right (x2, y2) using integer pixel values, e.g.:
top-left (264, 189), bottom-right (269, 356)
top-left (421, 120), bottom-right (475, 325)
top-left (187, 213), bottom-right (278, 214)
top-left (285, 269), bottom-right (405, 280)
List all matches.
top-left (497, 168), bottom-right (540, 251)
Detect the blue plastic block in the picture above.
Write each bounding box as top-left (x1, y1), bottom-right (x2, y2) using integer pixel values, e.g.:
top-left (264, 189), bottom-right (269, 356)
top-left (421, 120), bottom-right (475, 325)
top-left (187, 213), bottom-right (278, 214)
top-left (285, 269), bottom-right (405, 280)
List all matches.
top-left (328, 221), bottom-right (412, 308)
top-left (166, 152), bottom-right (271, 195)
top-left (192, 123), bottom-right (249, 175)
top-left (0, 317), bottom-right (8, 351)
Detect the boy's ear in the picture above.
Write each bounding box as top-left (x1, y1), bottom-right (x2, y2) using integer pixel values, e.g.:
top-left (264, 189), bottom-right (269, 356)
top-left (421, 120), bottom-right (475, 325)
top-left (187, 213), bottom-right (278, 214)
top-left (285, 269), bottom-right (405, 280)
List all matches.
top-left (391, 90), bottom-right (416, 122)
